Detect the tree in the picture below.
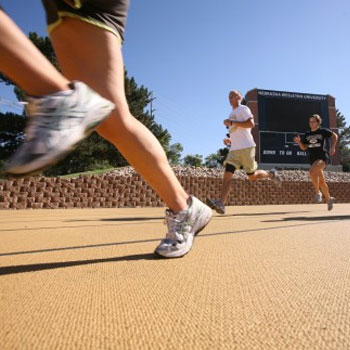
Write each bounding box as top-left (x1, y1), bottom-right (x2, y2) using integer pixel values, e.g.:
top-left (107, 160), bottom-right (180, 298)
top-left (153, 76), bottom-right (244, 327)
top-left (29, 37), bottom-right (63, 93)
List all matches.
top-left (183, 154), bottom-right (203, 167)
top-left (0, 112), bottom-right (25, 159)
top-left (204, 153), bottom-right (219, 168)
top-left (166, 143), bottom-right (183, 165)
top-left (0, 32), bottom-right (58, 102)
top-left (205, 147), bottom-right (228, 168)
top-left (124, 75), bottom-right (171, 148)
top-left (336, 109), bottom-right (350, 172)
top-left (0, 32), bottom-right (173, 175)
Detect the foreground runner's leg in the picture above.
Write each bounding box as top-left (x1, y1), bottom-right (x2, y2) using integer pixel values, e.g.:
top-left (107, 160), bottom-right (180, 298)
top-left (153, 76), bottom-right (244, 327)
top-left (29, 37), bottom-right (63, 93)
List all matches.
top-left (50, 17), bottom-right (212, 257)
top-left (0, 10), bottom-right (115, 176)
top-left (5, 82), bottom-right (115, 175)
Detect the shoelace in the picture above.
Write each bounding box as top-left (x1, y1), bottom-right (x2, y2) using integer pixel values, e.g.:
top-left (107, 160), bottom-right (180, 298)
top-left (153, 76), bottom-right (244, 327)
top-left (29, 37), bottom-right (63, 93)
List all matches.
top-left (164, 209), bottom-right (187, 242)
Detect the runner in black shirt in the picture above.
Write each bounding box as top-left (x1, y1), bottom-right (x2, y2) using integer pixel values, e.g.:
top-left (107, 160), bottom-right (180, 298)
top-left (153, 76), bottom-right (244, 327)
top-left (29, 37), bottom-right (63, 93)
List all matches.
top-left (294, 114), bottom-right (338, 210)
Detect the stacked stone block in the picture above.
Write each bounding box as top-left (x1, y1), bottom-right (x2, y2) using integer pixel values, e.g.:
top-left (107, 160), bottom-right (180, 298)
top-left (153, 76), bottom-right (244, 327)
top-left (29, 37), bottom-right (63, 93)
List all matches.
top-left (0, 172), bottom-right (349, 210)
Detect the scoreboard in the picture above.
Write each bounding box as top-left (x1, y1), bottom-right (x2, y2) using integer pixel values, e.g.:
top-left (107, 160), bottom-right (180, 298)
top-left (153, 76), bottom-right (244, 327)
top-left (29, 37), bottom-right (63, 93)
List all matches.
top-left (256, 89), bottom-right (330, 164)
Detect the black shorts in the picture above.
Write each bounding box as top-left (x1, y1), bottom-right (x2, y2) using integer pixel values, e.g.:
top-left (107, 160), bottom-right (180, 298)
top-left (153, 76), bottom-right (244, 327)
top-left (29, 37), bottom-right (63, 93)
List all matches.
top-left (309, 154), bottom-right (329, 166)
top-left (41, 0), bottom-right (129, 42)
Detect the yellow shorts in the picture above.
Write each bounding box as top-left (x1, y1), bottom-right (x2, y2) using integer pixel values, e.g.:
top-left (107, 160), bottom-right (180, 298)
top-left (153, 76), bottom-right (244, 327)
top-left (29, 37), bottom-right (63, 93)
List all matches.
top-left (41, 0), bottom-right (129, 42)
top-left (223, 147), bottom-right (258, 174)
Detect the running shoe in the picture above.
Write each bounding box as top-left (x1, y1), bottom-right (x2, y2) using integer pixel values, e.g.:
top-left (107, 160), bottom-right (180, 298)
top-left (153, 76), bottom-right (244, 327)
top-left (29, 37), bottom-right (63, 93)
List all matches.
top-left (327, 197), bottom-right (335, 211)
top-left (315, 192), bottom-right (323, 203)
top-left (206, 198), bottom-right (226, 214)
top-left (5, 81), bottom-right (115, 176)
top-left (154, 196), bottom-right (212, 258)
top-left (269, 168), bottom-right (281, 182)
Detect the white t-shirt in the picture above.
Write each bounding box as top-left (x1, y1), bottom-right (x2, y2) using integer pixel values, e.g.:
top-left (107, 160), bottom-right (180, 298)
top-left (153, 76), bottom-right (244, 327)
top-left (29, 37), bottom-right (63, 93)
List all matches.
top-left (228, 105), bottom-right (256, 151)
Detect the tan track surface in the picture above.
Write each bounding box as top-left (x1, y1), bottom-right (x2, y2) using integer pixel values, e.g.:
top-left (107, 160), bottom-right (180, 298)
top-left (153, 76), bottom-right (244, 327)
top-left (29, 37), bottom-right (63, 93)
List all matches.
top-left (1, 204), bottom-right (350, 350)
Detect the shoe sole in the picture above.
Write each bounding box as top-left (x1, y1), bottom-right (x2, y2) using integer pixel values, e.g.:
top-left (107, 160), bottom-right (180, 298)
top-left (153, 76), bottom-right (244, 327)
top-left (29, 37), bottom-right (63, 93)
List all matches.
top-left (5, 102), bottom-right (114, 177)
top-left (206, 198), bottom-right (225, 214)
top-left (154, 204), bottom-right (213, 259)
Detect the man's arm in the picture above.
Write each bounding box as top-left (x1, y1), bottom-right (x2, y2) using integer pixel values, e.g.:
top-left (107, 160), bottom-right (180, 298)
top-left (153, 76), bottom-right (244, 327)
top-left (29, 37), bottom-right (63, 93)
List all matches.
top-left (223, 117), bottom-right (255, 129)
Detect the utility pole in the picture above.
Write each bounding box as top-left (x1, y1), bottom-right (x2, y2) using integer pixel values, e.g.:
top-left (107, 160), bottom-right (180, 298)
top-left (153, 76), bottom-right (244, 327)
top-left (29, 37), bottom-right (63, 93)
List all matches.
top-left (149, 91), bottom-right (156, 118)
top-left (150, 91), bottom-right (153, 118)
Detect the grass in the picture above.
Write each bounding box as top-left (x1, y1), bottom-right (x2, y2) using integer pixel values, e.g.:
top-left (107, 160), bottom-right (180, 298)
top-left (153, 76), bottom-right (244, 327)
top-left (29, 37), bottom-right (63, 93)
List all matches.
top-left (0, 165), bottom-right (119, 180)
top-left (58, 167), bottom-right (117, 179)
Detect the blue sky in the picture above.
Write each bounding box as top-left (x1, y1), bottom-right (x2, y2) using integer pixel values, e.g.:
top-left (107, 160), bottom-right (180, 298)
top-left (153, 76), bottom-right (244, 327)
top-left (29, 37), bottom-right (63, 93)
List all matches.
top-left (0, 0), bottom-right (349, 159)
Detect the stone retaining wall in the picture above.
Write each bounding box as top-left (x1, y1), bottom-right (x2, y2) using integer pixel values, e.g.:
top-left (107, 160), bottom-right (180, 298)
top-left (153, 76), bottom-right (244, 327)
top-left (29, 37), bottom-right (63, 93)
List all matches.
top-left (0, 171), bottom-right (349, 209)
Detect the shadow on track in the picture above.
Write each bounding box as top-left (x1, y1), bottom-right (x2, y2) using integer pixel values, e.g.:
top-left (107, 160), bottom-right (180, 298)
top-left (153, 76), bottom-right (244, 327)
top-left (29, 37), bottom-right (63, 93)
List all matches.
top-left (0, 253), bottom-right (159, 276)
top-left (0, 219), bottom-right (337, 268)
top-left (219, 211), bottom-right (310, 218)
top-left (263, 215), bottom-right (350, 223)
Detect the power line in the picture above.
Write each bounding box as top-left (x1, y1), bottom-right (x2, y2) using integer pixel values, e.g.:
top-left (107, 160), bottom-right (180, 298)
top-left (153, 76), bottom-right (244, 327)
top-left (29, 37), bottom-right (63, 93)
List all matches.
top-left (0, 97), bottom-right (26, 112)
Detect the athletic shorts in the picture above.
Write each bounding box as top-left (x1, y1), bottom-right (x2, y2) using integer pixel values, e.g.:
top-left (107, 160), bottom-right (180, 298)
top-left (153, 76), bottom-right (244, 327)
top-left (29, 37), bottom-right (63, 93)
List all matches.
top-left (41, 0), bottom-right (129, 42)
top-left (223, 147), bottom-right (258, 174)
top-left (309, 154), bottom-right (329, 166)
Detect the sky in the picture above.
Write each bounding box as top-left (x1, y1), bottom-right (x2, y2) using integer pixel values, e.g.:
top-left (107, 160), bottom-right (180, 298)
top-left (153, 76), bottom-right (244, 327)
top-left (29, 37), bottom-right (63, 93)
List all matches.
top-left (0, 0), bottom-right (349, 159)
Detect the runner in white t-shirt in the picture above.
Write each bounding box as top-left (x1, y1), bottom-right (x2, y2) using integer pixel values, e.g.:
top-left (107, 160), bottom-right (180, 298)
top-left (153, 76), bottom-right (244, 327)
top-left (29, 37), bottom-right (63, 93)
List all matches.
top-left (227, 104), bottom-right (256, 151)
top-left (207, 90), bottom-right (280, 214)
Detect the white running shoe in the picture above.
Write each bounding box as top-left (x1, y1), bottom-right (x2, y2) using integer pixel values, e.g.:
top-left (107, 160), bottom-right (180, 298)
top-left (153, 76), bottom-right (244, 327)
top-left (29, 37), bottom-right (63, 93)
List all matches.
top-left (5, 81), bottom-right (115, 176)
top-left (154, 196), bottom-right (212, 258)
top-left (206, 198), bottom-right (226, 214)
top-left (269, 168), bottom-right (281, 182)
top-left (315, 192), bottom-right (323, 203)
